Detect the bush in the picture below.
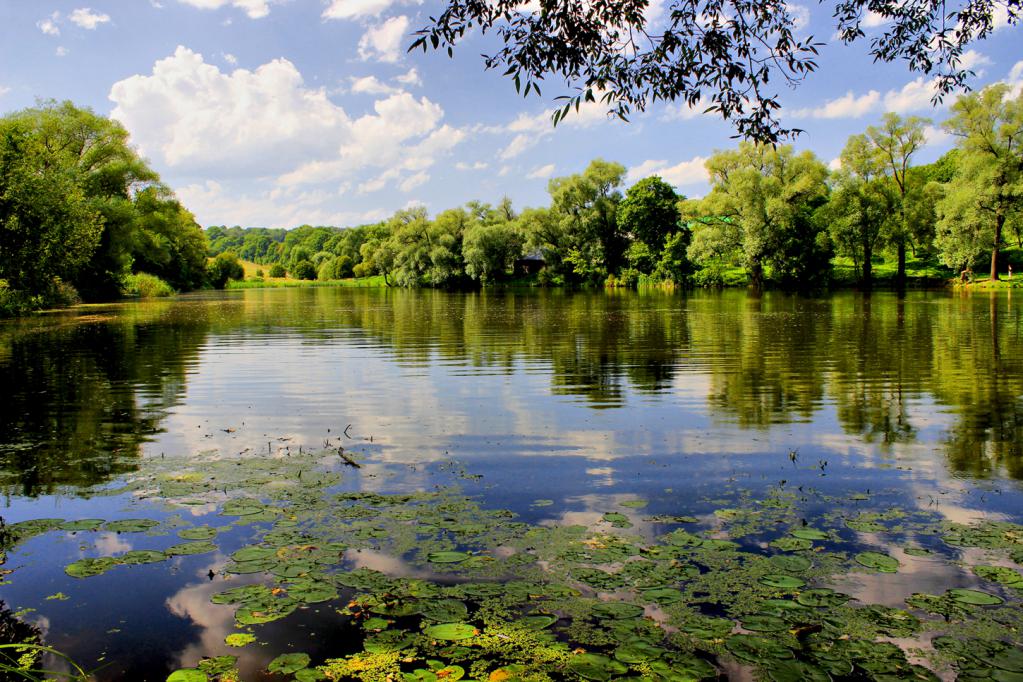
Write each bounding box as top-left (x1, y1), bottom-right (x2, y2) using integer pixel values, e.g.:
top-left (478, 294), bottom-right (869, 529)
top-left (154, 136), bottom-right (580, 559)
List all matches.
top-left (207, 252), bottom-right (245, 289)
top-left (255, 268), bottom-right (264, 278)
top-left (122, 272), bottom-right (174, 298)
top-left (292, 259), bottom-right (317, 280)
top-left (269, 263), bottom-right (286, 278)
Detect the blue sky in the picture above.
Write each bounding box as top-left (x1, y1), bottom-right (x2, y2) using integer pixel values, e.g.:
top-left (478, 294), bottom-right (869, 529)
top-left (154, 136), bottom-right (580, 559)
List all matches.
top-left (0, 0), bottom-right (1020, 228)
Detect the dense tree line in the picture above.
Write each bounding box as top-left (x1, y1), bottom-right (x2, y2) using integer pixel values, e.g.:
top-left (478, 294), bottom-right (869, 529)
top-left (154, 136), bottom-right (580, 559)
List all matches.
top-left (1, 102), bottom-right (220, 315)
top-left (211, 83), bottom-right (1022, 292)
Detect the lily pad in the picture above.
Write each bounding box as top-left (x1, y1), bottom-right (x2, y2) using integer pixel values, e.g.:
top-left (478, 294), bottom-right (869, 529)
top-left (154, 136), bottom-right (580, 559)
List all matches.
top-left (426, 551), bottom-right (470, 564)
top-left (105, 519), bottom-right (160, 533)
top-left (973, 565), bottom-right (1023, 587)
top-left (771, 537), bottom-right (813, 552)
top-left (65, 557), bottom-right (118, 578)
top-left (726, 634), bottom-right (795, 662)
top-left (758, 574), bottom-right (806, 590)
top-left (769, 555), bottom-right (811, 572)
top-left (855, 551), bottom-right (900, 573)
top-left (641, 588), bottom-right (683, 605)
top-left (166, 670), bottom-right (207, 682)
top-left (60, 519), bottom-right (105, 532)
top-left (178, 526), bottom-right (218, 540)
top-left (268, 652), bottom-right (311, 674)
top-left (225, 633), bottom-right (256, 647)
top-left (423, 623), bottom-right (478, 641)
top-left (741, 614), bottom-right (789, 632)
top-left (118, 550), bottom-right (167, 565)
top-left (165, 541), bottom-right (217, 556)
top-left (947, 588), bottom-right (1004, 605)
top-left (789, 528), bottom-right (829, 541)
top-left (418, 599), bottom-right (469, 622)
top-left (567, 653), bottom-right (628, 681)
top-left (614, 640), bottom-right (665, 663)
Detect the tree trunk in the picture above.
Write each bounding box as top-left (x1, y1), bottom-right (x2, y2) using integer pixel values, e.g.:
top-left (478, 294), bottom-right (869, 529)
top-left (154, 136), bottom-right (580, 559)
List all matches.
top-left (991, 212), bottom-right (1004, 282)
top-left (896, 240), bottom-right (906, 286)
top-left (862, 242), bottom-right (873, 289)
top-left (749, 261), bottom-right (763, 290)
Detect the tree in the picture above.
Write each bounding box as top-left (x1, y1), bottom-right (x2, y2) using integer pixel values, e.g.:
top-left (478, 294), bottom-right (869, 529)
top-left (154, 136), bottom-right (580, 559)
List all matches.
top-left (463, 221), bottom-right (524, 283)
top-left (130, 185), bottom-right (208, 291)
top-left (207, 252), bottom-right (244, 289)
top-left (938, 84), bottom-right (1023, 281)
top-left (827, 134), bottom-right (897, 287)
top-left (683, 143), bottom-right (829, 289)
top-left (866, 113), bottom-right (930, 283)
top-left (413, 0), bottom-right (1015, 142)
top-left (617, 176), bottom-right (681, 253)
top-left (269, 263), bottom-right (286, 278)
top-left (0, 118), bottom-right (102, 298)
top-left (547, 159), bottom-right (627, 280)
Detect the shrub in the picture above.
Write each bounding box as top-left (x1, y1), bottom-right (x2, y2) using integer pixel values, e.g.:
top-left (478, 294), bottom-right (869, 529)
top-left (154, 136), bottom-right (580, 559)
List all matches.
top-left (255, 268), bottom-right (264, 278)
top-left (269, 263), bottom-right (286, 278)
top-left (122, 272), bottom-right (174, 298)
top-left (292, 259), bottom-right (317, 280)
top-left (207, 252), bottom-right (245, 289)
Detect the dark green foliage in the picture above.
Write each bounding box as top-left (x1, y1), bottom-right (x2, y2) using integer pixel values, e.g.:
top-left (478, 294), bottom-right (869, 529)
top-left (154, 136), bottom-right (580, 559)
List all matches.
top-left (617, 176), bottom-right (681, 252)
top-left (208, 252), bottom-right (245, 289)
top-left (292, 259), bottom-right (317, 281)
top-left (269, 263), bottom-right (286, 278)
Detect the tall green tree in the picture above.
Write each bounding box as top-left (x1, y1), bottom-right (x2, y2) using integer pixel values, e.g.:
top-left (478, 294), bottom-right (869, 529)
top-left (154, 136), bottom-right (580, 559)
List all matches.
top-left (866, 113), bottom-right (930, 283)
top-left (937, 84), bottom-right (1023, 281)
top-left (683, 143), bottom-right (830, 289)
top-left (0, 117), bottom-right (102, 299)
top-left (828, 134), bottom-right (897, 287)
top-left (547, 159), bottom-right (627, 280)
top-left (617, 176), bottom-right (681, 252)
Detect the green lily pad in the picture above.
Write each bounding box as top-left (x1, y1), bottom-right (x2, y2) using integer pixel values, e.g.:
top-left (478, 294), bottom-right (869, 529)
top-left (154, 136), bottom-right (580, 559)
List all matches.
top-left (614, 640), bottom-right (665, 663)
top-left (178, 526), bottom-right (218, 540)
top-left (947, 588), bottom-right (1004, 606)
top-left (741, 614), bottom-right (789, 632)
top-left (766, 659), bottom-right (831, 682)
top-left (427, 551), bottom-right (470, 564)
top-left (423, 623), bottom-right (478, 641)
top-left (268, 652), bottom-right (311, 674)
top-left (758, 574), bottom-right (806, 590)
top-left (789, 528), bottom-right (829, 541)
top-left (60, 519), bottom-right (105, 532)
top-left (364, 630), bottom-right (415, 653)
top-left (105, 519), bottom-right (160, 533)
top-left (567, 653), bottom-right (628, 681)
top-left (641, 588), bottom-right (683, 605)
top-left (419, 599), bottom-right (469, 622)
top-left (619, 499), bottom-right (648, 508)
top-left (225, 633), bottom-right (256, 647)
top-left (287, 581), bottom-right (338, 604)
top-left (231, 546), bottom-right (276, 562)
top-left (973, 565), bottom-right (1023, 587)
top-left (65, 557), bottom-right (118, 578)
top-left (771, 537), bottom-right (813, 551)
top-left (166, 670), bottom-right (207, 682)
top-left (520, 614), bottom-right (558, 629)
top-left (769, 555), bottom-right (811, 572)
top-left (118, 550), bottom-right (167, 565)
top-left (165, 541), bottom-right (217, 556)
top-left (726, 634), bottom-right (795, 662)
top-left (855, 551), bottom-right (900, 572)
top-left (295, 669), bottom-right (327, 682)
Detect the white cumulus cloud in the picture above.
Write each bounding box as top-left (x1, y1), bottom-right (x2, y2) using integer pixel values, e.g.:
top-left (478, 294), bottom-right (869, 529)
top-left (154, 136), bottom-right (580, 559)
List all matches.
top-left (323, 0), bottom-right (421, 20)
top-left (69, 8), bottom-right (111, 29)
top-left (358, 15), bottom-right (410, 63)
top-left (527, 163), bottom-right (556, 179)
top-left (37, 12), bottom-right (61, 36)
top-left (882, 77), bottom-right (942, 113)
top-left (788, 90), bottom-right (880, 119)
top-left (350, 75), bottom-right (400, 95)
top-left (626, 157), bottom-right (708, 188)
top-left (176, 0), bottom-right (271, 19)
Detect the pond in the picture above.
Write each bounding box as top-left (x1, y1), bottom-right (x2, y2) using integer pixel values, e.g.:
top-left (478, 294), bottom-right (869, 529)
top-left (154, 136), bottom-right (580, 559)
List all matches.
top-left (1, 287), bottom-right (1022, 681)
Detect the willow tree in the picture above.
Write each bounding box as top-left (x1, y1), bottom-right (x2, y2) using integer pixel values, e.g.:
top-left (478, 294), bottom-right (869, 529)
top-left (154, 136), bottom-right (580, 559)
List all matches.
top-left (937, 84), bottom-right (1023, 281)
top-left (683, 143), bottom-right (830, 289)
top-left (828, 134), bottom-right (897, 287)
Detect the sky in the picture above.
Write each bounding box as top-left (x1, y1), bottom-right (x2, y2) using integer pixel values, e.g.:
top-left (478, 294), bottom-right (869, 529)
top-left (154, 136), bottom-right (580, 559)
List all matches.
top-left (0, 0), bottom-right (1020, 229)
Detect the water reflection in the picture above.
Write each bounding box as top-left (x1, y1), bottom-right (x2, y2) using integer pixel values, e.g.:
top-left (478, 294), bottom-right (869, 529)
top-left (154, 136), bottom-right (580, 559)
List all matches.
top-left (1, 288), bottom-right (1022, 498)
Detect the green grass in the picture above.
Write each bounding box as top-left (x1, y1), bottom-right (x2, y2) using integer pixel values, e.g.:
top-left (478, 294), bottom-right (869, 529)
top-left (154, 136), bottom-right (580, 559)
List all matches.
top-left (829, 254), bottom-right (952, 286)
top-left (121, 272), bottom-right (175, 298)
top-left (226, 274), bottom-right (388, 290)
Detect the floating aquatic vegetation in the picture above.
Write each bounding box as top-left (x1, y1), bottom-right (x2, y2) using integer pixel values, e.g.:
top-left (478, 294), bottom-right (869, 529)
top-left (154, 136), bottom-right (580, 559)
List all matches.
top-left (6, 448), bottom-right (1023, 681)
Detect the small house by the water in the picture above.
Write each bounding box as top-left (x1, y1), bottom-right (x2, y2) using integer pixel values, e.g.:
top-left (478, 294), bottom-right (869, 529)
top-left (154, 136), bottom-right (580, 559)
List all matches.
top-left (514, 249), bottom-right (546, 276)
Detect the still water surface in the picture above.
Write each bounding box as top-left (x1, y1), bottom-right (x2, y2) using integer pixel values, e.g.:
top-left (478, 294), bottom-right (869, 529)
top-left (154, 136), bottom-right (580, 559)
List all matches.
top-left (1, 287), bottom-right (1022, 679)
